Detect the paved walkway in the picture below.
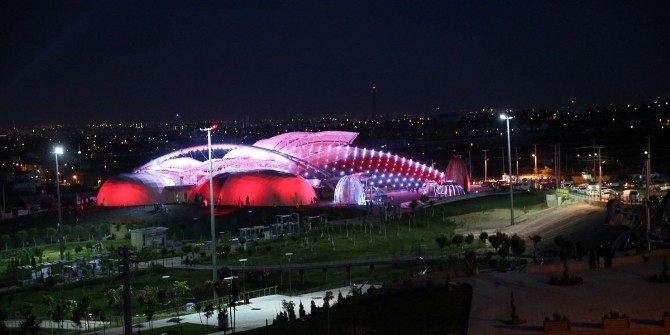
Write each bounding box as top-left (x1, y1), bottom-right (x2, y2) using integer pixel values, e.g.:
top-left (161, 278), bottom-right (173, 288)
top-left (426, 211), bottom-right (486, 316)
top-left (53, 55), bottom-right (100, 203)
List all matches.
top-left (464, 255), bottom-right (670, 334)
top-left (83, 286), bottom-right (353, 335)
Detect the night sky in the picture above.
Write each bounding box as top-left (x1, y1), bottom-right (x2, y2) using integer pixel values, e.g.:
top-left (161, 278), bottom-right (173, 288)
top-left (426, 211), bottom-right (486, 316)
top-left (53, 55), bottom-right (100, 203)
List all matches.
top-left (2, 1), bottom-right (669, 126)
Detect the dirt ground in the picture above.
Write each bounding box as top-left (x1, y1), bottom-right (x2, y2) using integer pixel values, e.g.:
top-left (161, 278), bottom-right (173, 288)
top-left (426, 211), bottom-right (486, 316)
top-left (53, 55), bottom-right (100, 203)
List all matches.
top-left (452, 199), bottom-right (621, 249)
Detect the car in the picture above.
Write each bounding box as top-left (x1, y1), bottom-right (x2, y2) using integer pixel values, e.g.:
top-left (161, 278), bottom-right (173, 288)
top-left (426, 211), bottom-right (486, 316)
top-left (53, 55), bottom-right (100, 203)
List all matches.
top-left (600, 187), bottom-right (616, 197)
top-left (622, 189), bottom-right (640, 202)
top-left (512, 182), bottom-right (531, 191)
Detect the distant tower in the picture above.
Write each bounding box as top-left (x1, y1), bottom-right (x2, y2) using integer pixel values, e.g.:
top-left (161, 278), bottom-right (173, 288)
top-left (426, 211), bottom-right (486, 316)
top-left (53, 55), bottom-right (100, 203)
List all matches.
top-left (370, 85), bottom-right (377, 119)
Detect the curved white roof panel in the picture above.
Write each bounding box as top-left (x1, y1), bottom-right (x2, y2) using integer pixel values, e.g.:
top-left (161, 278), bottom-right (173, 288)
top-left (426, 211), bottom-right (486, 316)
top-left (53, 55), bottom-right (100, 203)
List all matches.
top-left (123, 131), bottom-right (444, 190)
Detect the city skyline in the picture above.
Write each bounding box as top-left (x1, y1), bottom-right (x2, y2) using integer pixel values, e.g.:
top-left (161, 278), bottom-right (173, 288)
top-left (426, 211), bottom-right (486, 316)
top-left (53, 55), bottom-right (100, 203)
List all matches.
top-left (2, 1), bottom-right (670, 126)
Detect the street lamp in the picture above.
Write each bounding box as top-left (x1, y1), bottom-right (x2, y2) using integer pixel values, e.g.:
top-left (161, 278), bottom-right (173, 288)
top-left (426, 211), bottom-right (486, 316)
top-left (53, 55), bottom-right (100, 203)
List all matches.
top-left (532, 153), bottom-right (537, 176)
top-left (200, 125), bottom-right (218, 298)
top-left (500, 115), bottom-right (515, 226)
top-left (533, 144), bottom-right (538, 176)
top-left (223, 276), bottom-right (238, 333)
top-left (54, 146), bottom-right (65, 260)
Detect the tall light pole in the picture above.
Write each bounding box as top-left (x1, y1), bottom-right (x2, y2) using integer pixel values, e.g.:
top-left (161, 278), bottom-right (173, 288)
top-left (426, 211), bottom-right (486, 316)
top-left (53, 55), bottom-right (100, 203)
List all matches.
top-left (533, 144), bottom-right (538, 176)
top-left (200, 125), bottom-right (218, 298)
top-left (285, 252), bottom-right (293, 293)
top-left (482, 149), bottom-right (489, 182)
top-left (645, 137), bottom-right (652, 252)
top-left (500, 115), bottom-right (515, 226)
top-left (239, 258), bottom-right (247, 294)
top-left (514, 147), bottom-right (519, 183)
top-left (54, 146), bottom-right (65, 260)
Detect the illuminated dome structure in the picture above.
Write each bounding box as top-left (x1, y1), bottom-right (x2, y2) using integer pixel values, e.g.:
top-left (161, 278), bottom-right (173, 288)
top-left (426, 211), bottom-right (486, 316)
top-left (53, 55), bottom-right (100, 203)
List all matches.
top-left (97, 130), bottom-right (448, 207)
top-left (193, 170), bottom-right (317, 207)
top-left (334, 175), bottom-right (365, 205)
top-left (435, 180), bottom-right (466, 197)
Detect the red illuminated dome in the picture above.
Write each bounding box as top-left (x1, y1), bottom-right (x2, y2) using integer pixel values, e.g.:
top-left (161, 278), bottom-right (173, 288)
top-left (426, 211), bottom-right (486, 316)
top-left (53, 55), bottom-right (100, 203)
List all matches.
top-left (96, 173), bottom-right (175, 206)
top-left (193, 170), bottom-right (317, 207)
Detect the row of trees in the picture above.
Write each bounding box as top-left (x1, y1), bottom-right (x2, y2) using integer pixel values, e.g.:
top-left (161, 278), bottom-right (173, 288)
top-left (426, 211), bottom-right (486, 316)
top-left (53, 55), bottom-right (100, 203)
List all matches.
top-left (0, 223), bottom-right (110, 251)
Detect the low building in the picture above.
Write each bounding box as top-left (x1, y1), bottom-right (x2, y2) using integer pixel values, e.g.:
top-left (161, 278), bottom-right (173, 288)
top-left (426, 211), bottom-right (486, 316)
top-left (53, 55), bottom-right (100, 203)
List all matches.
top-left (130, 227), bottom-right (169, 249)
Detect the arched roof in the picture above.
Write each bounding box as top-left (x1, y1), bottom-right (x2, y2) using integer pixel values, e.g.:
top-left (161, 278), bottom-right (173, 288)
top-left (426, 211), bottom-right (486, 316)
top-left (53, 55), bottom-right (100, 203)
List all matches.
top-left (115, 130), bottom-right (447, 192)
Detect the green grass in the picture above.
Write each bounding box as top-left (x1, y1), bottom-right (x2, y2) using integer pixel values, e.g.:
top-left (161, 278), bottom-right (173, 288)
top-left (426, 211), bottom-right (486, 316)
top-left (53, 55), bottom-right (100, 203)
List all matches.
top-left (0, 192), bottom-right (546, 333)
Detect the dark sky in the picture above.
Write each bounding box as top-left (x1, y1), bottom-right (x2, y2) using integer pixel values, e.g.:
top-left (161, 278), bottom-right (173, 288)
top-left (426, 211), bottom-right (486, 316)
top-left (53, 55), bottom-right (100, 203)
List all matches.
top-left (2, 1), bottom-right (669, 126)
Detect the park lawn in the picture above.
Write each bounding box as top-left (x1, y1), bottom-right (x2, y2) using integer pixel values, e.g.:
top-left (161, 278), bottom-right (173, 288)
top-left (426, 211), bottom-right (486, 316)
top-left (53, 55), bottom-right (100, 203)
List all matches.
top-left (0, 192), bottom-right (544, 330)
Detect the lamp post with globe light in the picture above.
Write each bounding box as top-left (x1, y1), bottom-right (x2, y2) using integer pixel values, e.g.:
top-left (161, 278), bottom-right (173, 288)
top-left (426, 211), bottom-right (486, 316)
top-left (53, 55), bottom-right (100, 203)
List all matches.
top-left (500, 115), bottom-right (515, 226)
top-left (54, 146), bottom-right (65, 260)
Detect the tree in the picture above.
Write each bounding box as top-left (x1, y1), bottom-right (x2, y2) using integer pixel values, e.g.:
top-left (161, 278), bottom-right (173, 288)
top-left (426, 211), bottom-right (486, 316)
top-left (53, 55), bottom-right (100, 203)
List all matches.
top-left (529, 234), bottom-right (542, 262)
top-left (0, 306), bottom-right (7, 332)
top-left (87, 224), bottom-right (97, 241)
top-left (298, 301), bottom-right (306, 319)
top-left (16, 230), bottom-right (28, 248)
top-left (32, 247), bottom-right (44, 263)
top-left (554, 235), bottom-right (574, 263)
top-left (179, 224), bottom-right (187, 240)
top-left (172, 280), bottom-right (190, 335)
top-left (62, 225), bottom-right (71, 243)
top-left (29, 228), bottom-right (38, 246)
top-left (203, 302), bottom-right (214, 325)
top-left (43, 295), bottom-right (67, 332)
top-left (435, 235), bottom-right (448, 251)
top-left (479, 232), bottom-right (489, 245)
top-left (99, 223), bottom-right (109, 239)
top-left (139, 285), bottom-right (158, 331)
top-left (105, 286), bottom-right (124, 327)
top-left (18, 303), bottom-right (41, 335)
top-left (44, 227), bottom-right (57, 244)
top-left (281, 299), bottom-right (296, 321)
top-left (0, 234), bottom-right (10, 251)
top-left (323, 291), bottom-right (334, 335)
top-left (451, 234), bottom-right (464, 252)
top-left (182, 243), bottom-right (193, 258)
top-left (73, 225), bottom-right (84, 242)
top-left (509, 234), bottom-right (526, 260)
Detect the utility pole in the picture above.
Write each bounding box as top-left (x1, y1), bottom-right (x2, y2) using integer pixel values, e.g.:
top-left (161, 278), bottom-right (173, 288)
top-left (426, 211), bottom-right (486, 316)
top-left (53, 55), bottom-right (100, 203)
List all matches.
top-left (556, 143), bottom-right (561, 189)
top-left (514, 147), bottom-right (519, 183)
top-left (482, 149), bottom-right (489, 181)
top-left (501, 147), bottom-right (506, 178)
top-left (533, 144), bottom-right (538, 175)
top-left (646, 136), bottom-right (652, 252)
